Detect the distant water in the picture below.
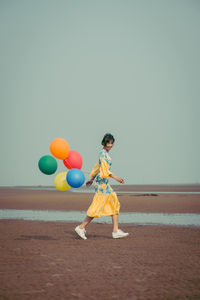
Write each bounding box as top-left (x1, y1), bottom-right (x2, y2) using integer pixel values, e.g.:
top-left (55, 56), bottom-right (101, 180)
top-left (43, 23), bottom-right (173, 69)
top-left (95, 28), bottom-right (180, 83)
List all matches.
top-left (0, 209), bottom-right (200, 227)
top-left (12, 186), bottom-right (200, 194)
top-left (70, 188), bottom-right (200, 195)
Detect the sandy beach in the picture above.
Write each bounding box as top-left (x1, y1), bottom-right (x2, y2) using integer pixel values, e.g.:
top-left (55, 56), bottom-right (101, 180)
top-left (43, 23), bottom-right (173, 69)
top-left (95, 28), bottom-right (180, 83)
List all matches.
top-left (0, 186), bottom-right (200, 300)
top-left (0, 185), bottom-right (200, 213)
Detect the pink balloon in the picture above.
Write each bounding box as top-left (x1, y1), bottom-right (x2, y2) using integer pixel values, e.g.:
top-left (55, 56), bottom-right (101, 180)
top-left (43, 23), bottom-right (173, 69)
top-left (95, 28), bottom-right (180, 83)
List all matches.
top-left (63, 150), bottom-right (83, 169)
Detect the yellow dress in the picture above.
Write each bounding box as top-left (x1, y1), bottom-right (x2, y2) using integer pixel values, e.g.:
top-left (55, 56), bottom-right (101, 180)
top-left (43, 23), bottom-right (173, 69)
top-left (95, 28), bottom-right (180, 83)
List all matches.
top-left (87, 149), bottom-right (120, 218)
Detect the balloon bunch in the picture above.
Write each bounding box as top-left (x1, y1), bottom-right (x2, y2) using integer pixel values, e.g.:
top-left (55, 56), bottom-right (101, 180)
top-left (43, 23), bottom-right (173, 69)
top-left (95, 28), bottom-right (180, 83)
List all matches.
top-left (38, 138), bottom-right (85, 191)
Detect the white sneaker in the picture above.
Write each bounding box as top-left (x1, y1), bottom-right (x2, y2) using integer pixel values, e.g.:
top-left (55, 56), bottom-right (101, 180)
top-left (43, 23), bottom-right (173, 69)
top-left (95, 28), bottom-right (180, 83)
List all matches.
top-left (112, 229), bottom-right (129, 239)
top-left (75, 226), bottom-right (87, 240)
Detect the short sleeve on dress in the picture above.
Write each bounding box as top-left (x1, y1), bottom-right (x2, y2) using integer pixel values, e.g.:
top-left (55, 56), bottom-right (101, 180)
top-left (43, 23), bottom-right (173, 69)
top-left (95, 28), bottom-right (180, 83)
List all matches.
top-left (99, 158), bottom-right (112, 178)
top-left (89, 162), bottom-right (99, 178)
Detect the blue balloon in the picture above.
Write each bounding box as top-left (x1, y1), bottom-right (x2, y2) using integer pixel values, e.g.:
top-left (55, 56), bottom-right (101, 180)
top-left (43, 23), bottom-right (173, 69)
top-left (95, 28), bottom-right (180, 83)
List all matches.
top-left (66, 168), bottom-right (85, 188)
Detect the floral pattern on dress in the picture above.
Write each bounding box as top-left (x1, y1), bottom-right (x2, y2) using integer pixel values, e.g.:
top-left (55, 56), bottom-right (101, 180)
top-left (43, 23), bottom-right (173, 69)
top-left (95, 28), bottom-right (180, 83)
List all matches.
top-left (94, 149), bottom-right (113, 195)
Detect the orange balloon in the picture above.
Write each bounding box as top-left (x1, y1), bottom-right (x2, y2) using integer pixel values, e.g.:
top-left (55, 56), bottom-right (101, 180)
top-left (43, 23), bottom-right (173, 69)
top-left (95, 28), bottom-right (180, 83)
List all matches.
top-left (50, 138), bottom-right (70, 160)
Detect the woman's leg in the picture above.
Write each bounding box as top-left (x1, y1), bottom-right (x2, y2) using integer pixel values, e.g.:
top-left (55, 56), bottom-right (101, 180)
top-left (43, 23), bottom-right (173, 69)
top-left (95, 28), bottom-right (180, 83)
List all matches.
top-left (112, 214), bottom-right (118, 233)
top-left (79, 215), bottom-right (93, 229)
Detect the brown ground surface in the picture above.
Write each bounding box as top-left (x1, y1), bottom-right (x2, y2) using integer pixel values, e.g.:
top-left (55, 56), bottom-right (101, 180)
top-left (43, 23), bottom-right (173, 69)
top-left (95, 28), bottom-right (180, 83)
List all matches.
top-left (0, 186), bottom-right (200, 300)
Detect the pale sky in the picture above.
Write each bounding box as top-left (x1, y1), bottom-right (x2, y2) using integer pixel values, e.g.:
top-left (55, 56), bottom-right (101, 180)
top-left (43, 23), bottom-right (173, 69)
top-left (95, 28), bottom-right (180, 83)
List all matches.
top-left (0, 0), bottom-right (200, 186)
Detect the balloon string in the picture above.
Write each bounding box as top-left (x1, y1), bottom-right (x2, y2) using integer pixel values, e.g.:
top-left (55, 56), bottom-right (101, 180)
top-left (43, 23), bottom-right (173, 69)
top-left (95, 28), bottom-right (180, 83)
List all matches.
top-left (82, 170), bottom-right (91, 175)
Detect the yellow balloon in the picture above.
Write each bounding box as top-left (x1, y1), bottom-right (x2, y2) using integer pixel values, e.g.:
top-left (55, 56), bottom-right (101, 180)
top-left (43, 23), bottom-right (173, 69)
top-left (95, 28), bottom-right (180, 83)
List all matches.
top-left (54, 172), bottom-right (71, 191)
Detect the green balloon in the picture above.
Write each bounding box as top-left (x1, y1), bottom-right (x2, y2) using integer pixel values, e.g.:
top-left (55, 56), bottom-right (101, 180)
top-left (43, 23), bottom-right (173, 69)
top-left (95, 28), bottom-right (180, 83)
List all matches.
top-left (38, 155), bottom-right (57, 175)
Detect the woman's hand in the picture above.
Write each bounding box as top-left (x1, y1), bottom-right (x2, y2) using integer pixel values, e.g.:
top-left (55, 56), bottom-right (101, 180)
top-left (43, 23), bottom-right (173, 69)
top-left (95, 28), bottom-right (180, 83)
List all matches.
top-left (110, 174), bottom-right (124, 184)
top-left (86, 175), bottom-right (96, 187)
top-left (117, 177), bottom-right (125, 184)
top-left (86, 180), bottom-right (93, 187)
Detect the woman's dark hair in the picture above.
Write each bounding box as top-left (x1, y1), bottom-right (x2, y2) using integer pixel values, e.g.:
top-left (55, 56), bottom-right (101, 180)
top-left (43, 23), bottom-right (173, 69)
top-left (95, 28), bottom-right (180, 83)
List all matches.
top-left (101, 133), bottom-right (115, 146)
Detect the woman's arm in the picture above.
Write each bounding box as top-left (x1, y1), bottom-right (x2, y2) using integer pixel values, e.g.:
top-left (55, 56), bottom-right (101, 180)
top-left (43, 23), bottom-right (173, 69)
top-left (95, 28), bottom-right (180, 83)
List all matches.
top-left (86, 175), bottom-right (97, 187)
top-left (110, 173), bottom-right (124, 184)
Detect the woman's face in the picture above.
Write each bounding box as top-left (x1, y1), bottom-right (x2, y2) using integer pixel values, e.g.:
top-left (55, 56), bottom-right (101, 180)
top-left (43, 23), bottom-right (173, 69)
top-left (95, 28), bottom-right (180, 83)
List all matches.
top-left (104, 140), bottom-right (114, 152)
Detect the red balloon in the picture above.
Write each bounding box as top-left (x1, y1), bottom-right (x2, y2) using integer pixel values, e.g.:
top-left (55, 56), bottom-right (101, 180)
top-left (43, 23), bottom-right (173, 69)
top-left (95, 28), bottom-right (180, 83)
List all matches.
top-left (63, 150), bottom-right (83, 169)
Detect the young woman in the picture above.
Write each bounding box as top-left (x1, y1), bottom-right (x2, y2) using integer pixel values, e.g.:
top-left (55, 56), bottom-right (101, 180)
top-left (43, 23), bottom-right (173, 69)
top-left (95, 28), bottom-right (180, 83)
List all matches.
top-left (75, 133), bottom-right (129, 239)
